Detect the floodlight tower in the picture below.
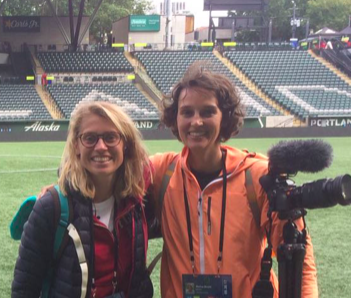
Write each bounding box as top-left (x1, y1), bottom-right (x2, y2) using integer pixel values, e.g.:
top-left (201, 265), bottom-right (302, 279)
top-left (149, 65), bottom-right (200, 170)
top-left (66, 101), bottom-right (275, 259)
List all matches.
top-left (164, 0), bottom-right (172, 49)
top-left (292, 1), bottom-right (297, 38)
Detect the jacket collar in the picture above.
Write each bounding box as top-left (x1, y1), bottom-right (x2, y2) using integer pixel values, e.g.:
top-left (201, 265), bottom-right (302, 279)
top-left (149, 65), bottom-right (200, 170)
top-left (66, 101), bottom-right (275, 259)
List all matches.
top-left (180, 145), bottom-right (267, 177)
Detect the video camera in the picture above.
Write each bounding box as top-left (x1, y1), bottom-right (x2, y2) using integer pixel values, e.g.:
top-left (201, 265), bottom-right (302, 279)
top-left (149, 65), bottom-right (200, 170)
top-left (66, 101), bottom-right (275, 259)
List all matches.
top-left (259, 139), bottom-right (351, 213)
top-left (252, 139), bottom-right (351, 298)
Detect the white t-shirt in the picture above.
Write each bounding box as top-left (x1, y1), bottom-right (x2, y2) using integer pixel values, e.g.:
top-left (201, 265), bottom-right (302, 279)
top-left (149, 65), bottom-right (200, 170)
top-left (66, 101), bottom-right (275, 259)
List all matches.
top-left (93, 196), bottom-right (115, 232)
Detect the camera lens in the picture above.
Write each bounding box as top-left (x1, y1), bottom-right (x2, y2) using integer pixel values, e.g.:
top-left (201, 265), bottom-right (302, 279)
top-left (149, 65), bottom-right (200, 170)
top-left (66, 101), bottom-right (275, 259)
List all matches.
top-left (287, 174), bottom-right (351, 209)
top-left (340, 175), bottom-right (351, 205)
top-left (323, 175), bottom-right (351, 206)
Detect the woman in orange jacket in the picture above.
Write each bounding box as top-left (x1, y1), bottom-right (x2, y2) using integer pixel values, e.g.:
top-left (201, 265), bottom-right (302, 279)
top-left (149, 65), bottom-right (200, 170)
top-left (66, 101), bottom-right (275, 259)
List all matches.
top-left (149, 64), bottom-right (318, 298)
top-left (34, 66), bottom-right (319, 298)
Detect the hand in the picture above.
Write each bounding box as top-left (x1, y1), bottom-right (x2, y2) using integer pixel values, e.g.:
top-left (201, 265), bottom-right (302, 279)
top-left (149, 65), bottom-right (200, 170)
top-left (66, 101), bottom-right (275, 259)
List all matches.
top-left (37, 184), bottom-right (55, 199)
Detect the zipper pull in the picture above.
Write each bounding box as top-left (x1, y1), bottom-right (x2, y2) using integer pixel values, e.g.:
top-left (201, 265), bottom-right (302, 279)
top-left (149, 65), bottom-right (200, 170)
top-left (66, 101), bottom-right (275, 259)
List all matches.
top-left (207, 196), bottom-right (212, 235)
top-left (197, 196), bottom-right (202, 216)
top-left (91, 278), bottom-right (96, 298)
top-left (112, 271), bottom-right (118, 293)
top-left (207, 221), bottom-right (211, 235)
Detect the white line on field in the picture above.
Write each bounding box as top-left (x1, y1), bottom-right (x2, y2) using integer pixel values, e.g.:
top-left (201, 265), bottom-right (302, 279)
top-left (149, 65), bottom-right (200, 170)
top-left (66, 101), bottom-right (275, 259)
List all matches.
top-left (0, 155), bottom-right (61, 158)
top-left (0, 168), bottom-right (57, 174)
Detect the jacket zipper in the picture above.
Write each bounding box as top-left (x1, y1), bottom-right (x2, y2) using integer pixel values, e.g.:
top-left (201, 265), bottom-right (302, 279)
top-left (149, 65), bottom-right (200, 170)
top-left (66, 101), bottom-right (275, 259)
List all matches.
top-left (196, 166), bottom-right (238, 274)
top-left (193, 156), bottom-right (246, 275)
top-left (197, 190), bottom-right (205, 274)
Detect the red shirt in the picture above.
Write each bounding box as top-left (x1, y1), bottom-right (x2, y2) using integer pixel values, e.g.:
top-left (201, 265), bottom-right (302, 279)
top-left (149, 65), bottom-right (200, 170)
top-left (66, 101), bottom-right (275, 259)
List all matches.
top-left (92, 165), bottom-right (152, 297)
top-left (92, 211), bottom-right (133, 298)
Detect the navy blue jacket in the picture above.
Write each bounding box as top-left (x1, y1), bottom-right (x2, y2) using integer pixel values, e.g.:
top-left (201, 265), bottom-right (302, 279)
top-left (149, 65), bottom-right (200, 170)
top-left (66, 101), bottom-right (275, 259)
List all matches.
top-left (11, 189), bottom-right (153, 298)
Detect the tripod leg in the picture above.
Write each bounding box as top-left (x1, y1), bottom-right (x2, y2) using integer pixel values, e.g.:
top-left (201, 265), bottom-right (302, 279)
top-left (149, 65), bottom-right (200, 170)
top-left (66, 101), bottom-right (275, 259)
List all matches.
top-left (278, 243), bottom-right (306, 298)
top-left (293, 245), bottom-right (306, 298)
top-left (278, 244), bottom-right (291, 298)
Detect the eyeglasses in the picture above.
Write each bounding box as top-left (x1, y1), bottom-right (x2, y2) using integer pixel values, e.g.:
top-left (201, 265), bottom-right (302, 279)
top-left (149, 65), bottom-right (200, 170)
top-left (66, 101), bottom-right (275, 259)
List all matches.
top-left (78, 132), bottom-right (122, 148)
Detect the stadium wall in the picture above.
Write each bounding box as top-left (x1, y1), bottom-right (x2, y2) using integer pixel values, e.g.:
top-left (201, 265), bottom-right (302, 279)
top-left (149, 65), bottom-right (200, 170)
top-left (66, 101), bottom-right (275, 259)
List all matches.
top-left (1, 122), bottom-right (351, 142)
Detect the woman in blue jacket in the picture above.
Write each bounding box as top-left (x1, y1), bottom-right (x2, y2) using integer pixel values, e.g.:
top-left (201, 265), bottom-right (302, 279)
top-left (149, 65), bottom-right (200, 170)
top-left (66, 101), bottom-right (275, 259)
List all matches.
top-left (12, 101), bottom-right (154, 298)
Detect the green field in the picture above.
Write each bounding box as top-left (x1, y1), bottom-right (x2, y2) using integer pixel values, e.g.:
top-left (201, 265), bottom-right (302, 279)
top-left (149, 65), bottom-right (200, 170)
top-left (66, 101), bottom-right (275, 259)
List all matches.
top-left (1, 137), bottom-right (351, 297)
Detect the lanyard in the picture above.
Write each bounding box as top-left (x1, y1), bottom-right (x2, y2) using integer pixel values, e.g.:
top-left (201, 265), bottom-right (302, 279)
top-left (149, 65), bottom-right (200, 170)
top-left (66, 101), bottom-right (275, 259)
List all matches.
top-left (182, 150), bottom-right (227, 274)
top-left (91, 202), bottom-right (119, 297)
top-left (112, 218), bottom-right (119, 293)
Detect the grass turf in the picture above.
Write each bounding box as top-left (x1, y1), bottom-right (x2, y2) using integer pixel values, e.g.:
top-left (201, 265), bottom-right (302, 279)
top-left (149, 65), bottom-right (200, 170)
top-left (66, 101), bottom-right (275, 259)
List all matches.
top-left (1, 137), bottom-right (350, 297)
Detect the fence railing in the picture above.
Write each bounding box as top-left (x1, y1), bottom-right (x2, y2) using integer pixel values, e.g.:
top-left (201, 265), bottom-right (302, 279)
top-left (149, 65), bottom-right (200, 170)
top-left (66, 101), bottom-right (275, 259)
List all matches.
top-left (25, 41), bottom-right (296, 53)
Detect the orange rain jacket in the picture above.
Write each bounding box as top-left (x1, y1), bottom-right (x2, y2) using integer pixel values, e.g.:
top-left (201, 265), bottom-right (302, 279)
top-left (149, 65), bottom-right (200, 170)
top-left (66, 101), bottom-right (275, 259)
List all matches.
top-left (150, 145), bottom-right (318, 298)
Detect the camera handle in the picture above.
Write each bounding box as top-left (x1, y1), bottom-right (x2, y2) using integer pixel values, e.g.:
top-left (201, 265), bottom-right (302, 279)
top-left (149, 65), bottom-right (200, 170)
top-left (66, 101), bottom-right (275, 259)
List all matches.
top-left (277, 219), bottom-right (306, 298)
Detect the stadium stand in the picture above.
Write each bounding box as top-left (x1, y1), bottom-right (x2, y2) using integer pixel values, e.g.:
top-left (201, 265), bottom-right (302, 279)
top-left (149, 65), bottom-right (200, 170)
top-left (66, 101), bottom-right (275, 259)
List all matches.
top-left (134, 51), bottom-right (281, 118)
top-left (5, 46), bottom-right (349, 123)
top-left (0, 84), bottom-right (52, 120)
top-left (224, 50), bottom-right (351, 119)
top-left (37, 51), bottom-right (133, 73)
top-left (46, 82), bottom-right (159, 120)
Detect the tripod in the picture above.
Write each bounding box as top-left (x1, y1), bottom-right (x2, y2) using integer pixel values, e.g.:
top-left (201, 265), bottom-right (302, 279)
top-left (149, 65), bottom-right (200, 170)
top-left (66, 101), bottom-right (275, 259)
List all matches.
top-left (252, 210), bottom-right (307, 298)
top-left (277, 217), bottom-right (306, 298)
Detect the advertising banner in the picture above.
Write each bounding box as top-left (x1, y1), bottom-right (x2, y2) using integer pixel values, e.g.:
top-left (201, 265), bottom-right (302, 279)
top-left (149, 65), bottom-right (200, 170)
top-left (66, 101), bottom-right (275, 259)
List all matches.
top-left (129, 15), bottom-right (160, 32)
top-left (0, 120), bottom-right (161, 133)
top-left (0, 121), bottom-right (68, 133)
top-left (309, 117), bottom-right (351, 127)
top-left (2, 16), bottom-right (40, 33)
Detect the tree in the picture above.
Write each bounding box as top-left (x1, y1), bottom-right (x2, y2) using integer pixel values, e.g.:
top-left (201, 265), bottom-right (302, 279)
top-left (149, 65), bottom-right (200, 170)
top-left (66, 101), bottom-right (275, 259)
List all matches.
top-left (226, 10), bottom-right (262, 42)
top-left (2, 0), bottom-right (152, 43)
top-left (306, 0), bottom-right (351, 32)
top-left (84, 0), bottom-right (153, 42)
top-left (227, 0), bottom-right (311, 42)
top-left (267, 0), bottom-right (310, 41)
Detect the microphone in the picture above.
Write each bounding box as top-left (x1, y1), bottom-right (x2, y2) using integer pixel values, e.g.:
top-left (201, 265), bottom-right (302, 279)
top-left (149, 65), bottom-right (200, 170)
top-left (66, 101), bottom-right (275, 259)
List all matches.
top-left (267, 139), bottom-right (333, 175)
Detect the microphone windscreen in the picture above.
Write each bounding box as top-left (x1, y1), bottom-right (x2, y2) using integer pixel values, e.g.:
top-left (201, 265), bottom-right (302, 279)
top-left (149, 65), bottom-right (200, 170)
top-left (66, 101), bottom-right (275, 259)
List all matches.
top-left (267, 139), bottom-right (333, 174)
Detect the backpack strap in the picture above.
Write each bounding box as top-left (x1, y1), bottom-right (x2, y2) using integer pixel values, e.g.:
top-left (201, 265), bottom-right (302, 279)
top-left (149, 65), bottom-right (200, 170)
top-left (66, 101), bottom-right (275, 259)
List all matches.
top-left (67, 223), bottom-right (89, 298)
top-left (42, 186), bottom-right (72, 298)
top-left (147, 155), bottom-right (179, 272)
top-left (245, 169), bottom-right (261, 229)
top-left (52, 187), bottom-right (87, 298)
top-left (52, 185), bottom-right (71, 259)
top-left (158, 154), bottom-right (179, 209)
top-left (147, 252), bottom-right (162, 274)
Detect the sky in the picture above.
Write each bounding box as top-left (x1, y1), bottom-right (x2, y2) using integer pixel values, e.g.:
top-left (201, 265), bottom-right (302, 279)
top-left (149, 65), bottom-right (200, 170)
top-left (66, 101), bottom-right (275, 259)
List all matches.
top-left (150, 0), bottom-right (227, 29)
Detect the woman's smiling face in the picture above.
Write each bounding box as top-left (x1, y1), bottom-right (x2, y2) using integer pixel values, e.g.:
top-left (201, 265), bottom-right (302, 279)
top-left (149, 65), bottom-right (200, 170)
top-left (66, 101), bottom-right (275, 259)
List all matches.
top-left (75, 113), bottom-right (124, 185)
top-left (176, 87), bottom-right (222, 155)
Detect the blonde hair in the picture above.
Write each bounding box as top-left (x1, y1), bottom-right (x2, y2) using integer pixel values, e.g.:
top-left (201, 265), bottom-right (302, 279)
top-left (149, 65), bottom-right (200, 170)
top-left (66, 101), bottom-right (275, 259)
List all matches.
top-left (58, 101), bottom-right (150, 200)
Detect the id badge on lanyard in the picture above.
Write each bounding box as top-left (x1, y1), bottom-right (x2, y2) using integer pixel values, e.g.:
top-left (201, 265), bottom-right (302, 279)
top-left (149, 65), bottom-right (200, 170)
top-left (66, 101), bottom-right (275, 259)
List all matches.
top-left (182, 274), bottom-right (232, 298)
top-left (182, 151), bottom-right (231, 298)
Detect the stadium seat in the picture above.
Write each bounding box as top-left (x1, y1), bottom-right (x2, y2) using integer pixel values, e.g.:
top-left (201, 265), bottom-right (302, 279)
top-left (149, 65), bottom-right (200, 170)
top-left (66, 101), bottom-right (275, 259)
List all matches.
top-left (133, 51), bottom-right (280, 118)
top-left (224, 50), bottom-right (351, 120)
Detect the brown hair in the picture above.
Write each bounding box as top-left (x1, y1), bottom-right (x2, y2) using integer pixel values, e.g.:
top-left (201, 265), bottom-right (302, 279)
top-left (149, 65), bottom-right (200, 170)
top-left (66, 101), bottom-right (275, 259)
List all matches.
top-left (58, 101), bottom-right (150, 200)
top-left (161, 63), bottom-right (245, 142)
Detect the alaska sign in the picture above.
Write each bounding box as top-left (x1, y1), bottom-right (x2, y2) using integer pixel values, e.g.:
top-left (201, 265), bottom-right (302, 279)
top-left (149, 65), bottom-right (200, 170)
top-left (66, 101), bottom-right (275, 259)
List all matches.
top-left (0, 120), bottom-right (159, 133)
top-left (24, 121), bottom-right (61, 132)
